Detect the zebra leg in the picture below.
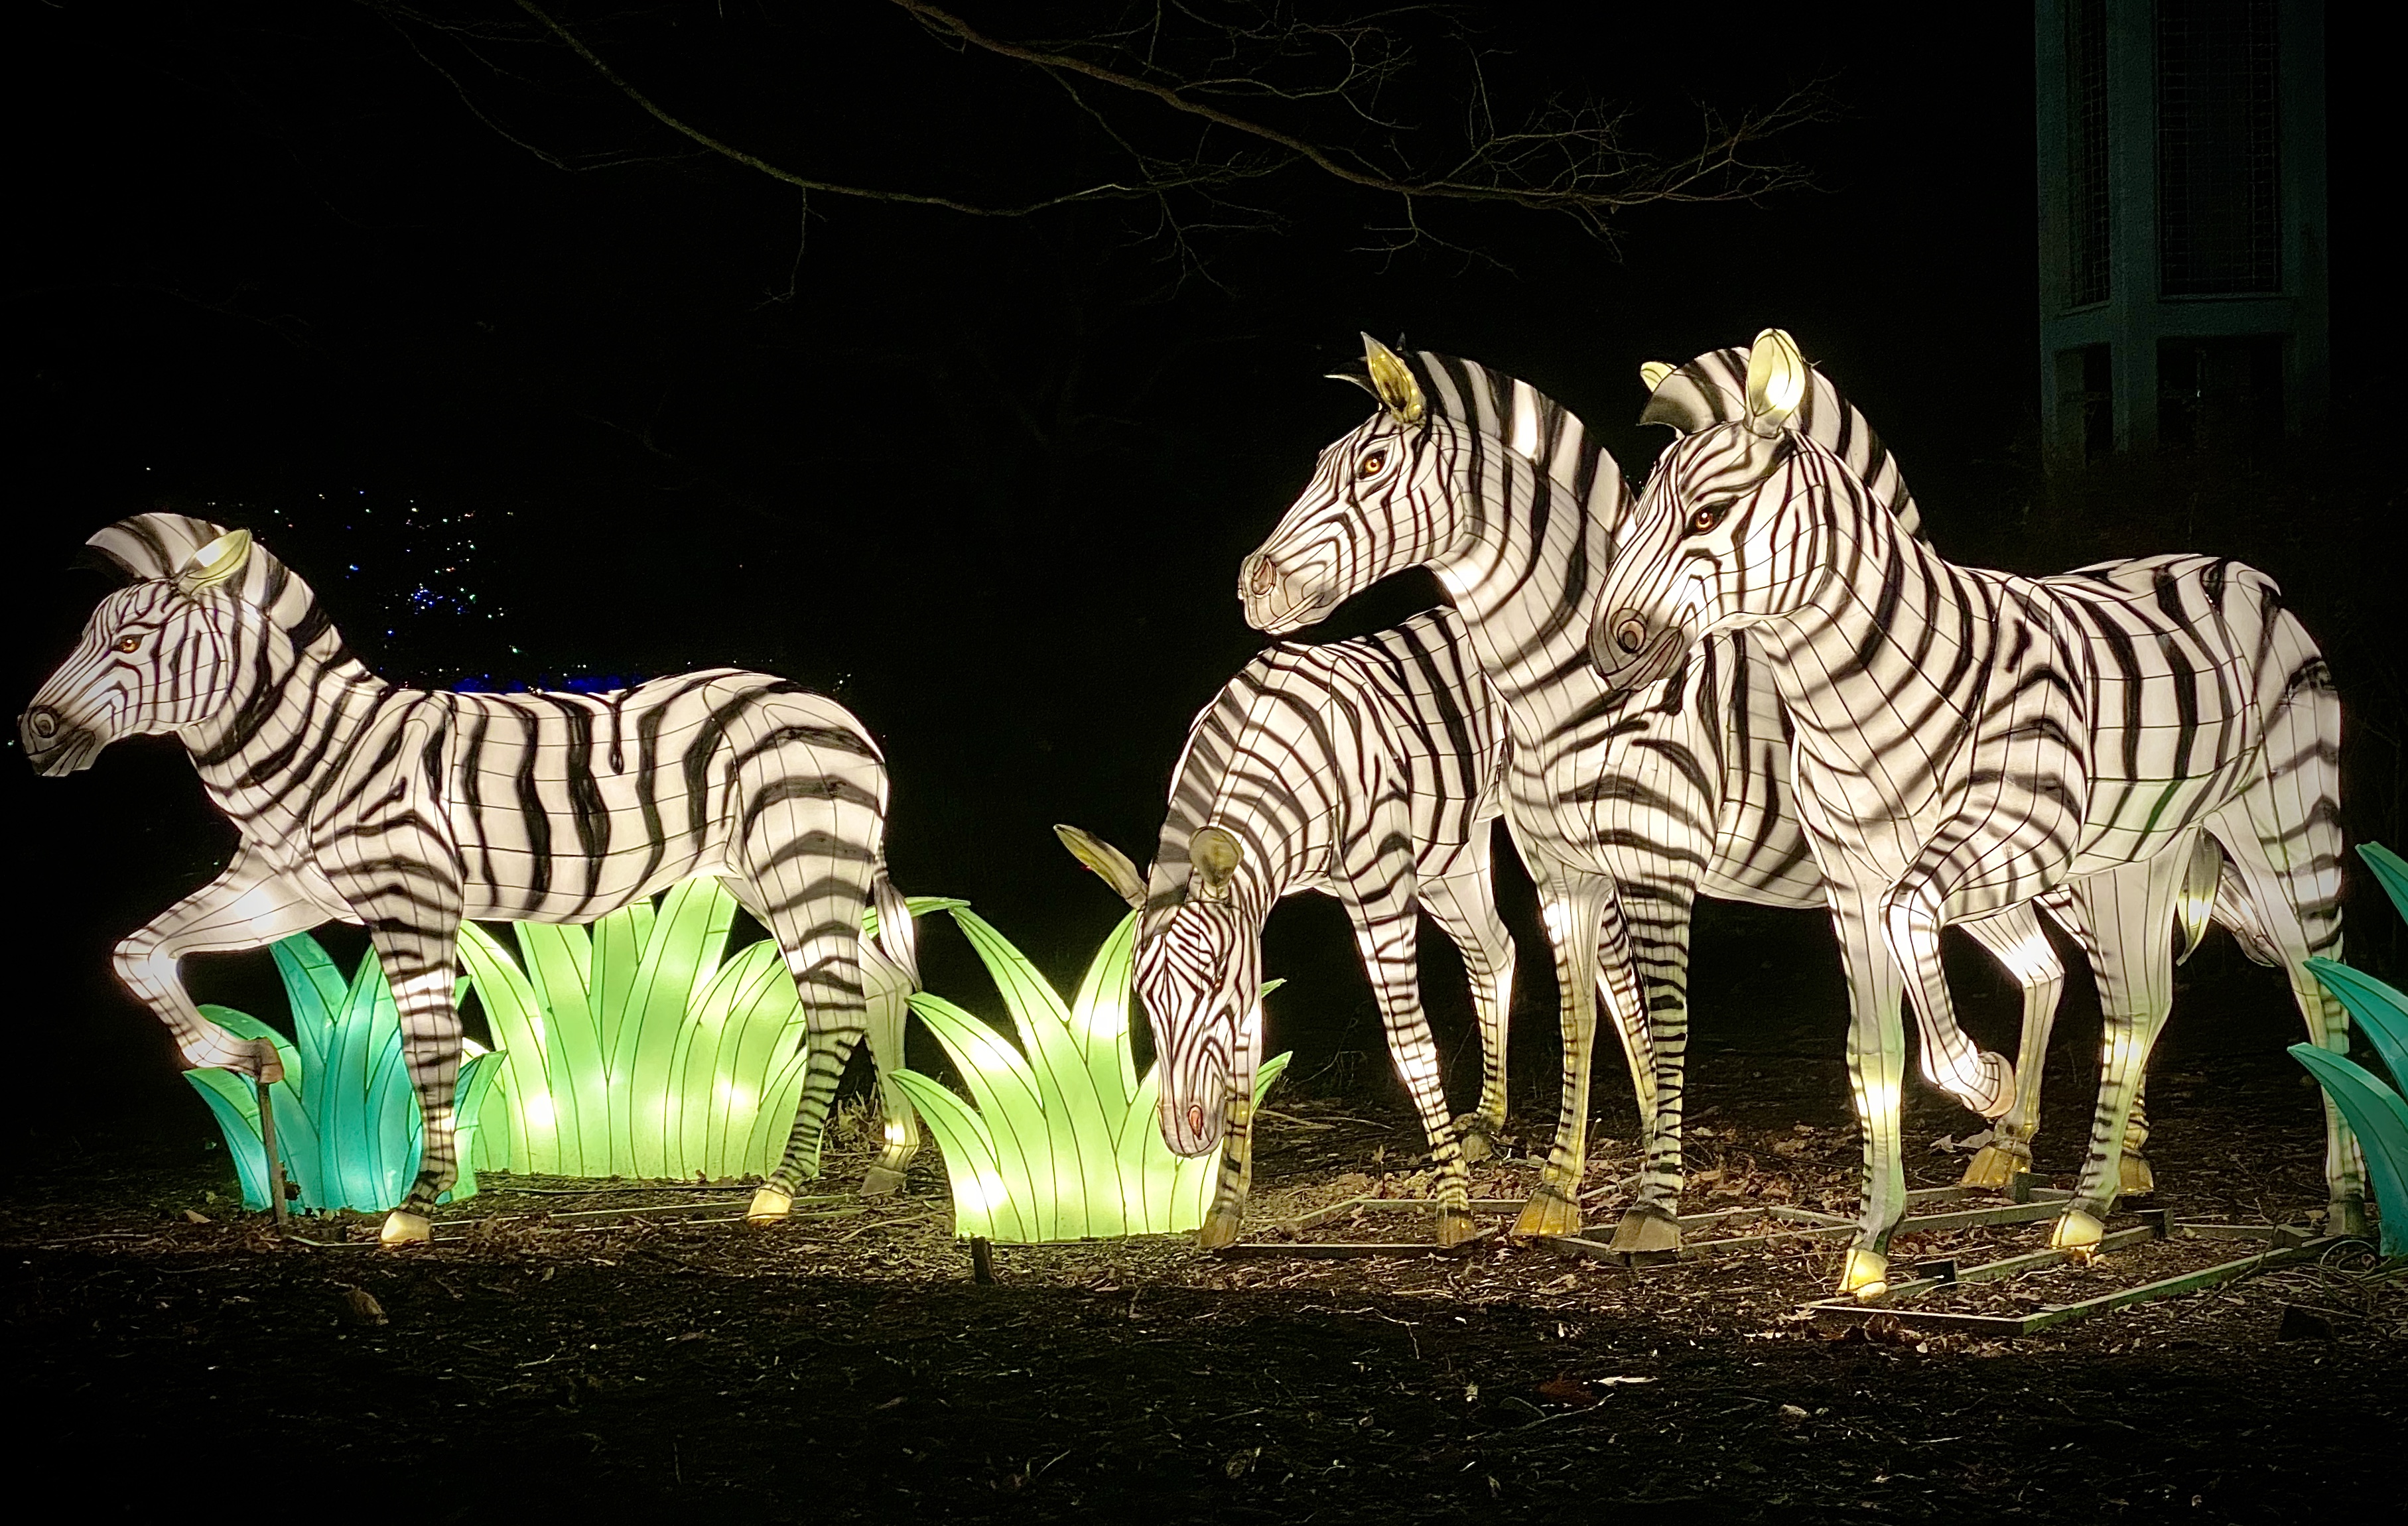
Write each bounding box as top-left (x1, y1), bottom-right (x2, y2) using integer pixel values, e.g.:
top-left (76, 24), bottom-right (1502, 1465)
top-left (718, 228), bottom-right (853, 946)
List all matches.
top-left (2050, 847), bottom-right (2188, 1253)
top-left (111, 852), bottom-right (326, 1082)
top-left (354, 910), bottom-right (469, 1246)
top-left (1879, 881), bottom-right (2016, 1122)
top-left (854, 937), bottom-right (921, 1196)
top-left (2119, 1081), bottom-right (2155, 1196)
top-left (1201, 997), bottom-right (1268, 1248)
top-left (1511, 875), bottom-right (1612, 1240)
top-left (1831, 891), bottom-right (1910, 1297)
top-left (739, 802), bottom-right (883, 1222)
top-left (2207, 801), bottom-right (2366, 1236)
top-left (1955, 905), bottom-right (2066, 1190)
top-left (1343, 889), bottom-right (1476, 1245)
top-left (1603, 887), bottom-right (1686, 1257)
top-left (1414, 868), bottom-right (1516, 1166)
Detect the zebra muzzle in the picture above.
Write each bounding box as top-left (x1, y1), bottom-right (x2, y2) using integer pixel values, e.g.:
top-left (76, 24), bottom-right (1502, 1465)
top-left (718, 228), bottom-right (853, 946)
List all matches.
top-left (1242, 554), bottom-right (1277, 598)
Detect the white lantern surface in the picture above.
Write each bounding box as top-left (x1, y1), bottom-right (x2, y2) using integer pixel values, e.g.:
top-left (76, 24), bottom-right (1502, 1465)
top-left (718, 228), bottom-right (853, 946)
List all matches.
top-left (1587, 329), bottom-right (2363, 1292)
top-left (1234, 336), bottom-right (2182, 1271)
top-left (21, 514), bottom-right (919, 1243)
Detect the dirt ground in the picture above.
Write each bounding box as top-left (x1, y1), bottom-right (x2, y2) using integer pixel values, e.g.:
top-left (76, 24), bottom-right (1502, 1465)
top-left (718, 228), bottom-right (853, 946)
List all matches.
top-left (7, 960), bottom-right (2405, 1524)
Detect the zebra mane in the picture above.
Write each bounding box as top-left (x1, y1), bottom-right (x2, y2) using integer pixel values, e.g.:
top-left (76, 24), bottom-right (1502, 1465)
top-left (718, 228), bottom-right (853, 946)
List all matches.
top-left (1638, 348), bottom-right (1923, 541)
top-left (88, 513), bottom-right (349, 663)
top-left (1405, 350), bottom-right (1619, 499)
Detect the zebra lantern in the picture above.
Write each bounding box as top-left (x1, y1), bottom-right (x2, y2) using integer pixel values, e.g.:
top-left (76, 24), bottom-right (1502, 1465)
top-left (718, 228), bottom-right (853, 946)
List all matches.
top-left (21, 514), bottom-right (919, 1245)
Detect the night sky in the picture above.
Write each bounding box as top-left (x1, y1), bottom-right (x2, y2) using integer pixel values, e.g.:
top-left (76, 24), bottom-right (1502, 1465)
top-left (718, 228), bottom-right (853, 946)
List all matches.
top-left (5, 3), bottom-right (2382, 1144)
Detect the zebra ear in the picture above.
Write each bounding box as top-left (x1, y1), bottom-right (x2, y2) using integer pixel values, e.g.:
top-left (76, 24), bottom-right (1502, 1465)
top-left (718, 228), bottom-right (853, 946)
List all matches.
top-left (1743, 329), bottom-right (1808, 436)
top-left (1055, 824), bottom-right (1146, 909)
top-left (1639, 361), bottom-right (1676, 393)
top-left (1326, 371), bottom-right (1380, 400)
top-left (1189, 825), bottom-right (1242, 902)
top-left (174, 529), bottom-right (253, 596)
top-left (1360, 334), bottom-right (1427, 426)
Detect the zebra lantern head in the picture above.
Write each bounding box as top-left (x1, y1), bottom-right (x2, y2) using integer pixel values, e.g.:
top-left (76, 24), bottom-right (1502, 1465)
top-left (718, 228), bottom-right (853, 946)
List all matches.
top-left (21, 523), bottom-right (255, 776)
top-left (1589, 328), bottom-right (1824, 700)
top-left (1057, 822), bottom-right (1262, 1158)
top-left (1240, 334), bottom-right (1451, 633)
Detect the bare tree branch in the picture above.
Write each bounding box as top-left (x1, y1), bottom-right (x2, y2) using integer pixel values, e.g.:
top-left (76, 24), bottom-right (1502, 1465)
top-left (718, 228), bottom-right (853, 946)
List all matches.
top-left (366, 2), bottom-right (1831, 257)
top-left (510, 0), bottom-right (1248, 216)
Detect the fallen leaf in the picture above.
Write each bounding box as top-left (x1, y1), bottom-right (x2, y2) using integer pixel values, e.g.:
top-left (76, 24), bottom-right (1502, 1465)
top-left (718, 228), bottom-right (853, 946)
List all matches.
top-left (1536, 1375), bottom-right (1598, 1407)
top-left (184, 1209), bottom-right (212, 1224)
top-left (338, 1286), bottom-right (388, 1326)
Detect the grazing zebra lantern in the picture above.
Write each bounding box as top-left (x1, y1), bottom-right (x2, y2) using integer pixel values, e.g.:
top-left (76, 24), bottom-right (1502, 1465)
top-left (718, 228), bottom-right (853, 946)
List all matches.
top-left (1589, 330), bottom-right (2362, 1293)
top-left (21, 514), bottom-right (919, 1243)
top-left (1239, 335), bottom-right (2192, 1259)
top-left (1057, 609), bottom-right (1651, 1248)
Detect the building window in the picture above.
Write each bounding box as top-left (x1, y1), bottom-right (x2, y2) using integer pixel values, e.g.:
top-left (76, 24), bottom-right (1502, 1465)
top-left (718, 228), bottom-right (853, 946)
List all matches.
top-left (2157, 336), bottom-right (2284, 450)
top-left (2066, 0), bottom-right (2111, 307)
top-left (2058, 345), bottom-right (2115, 461)
top-left (2157, 0), bottom-right (2281, 296)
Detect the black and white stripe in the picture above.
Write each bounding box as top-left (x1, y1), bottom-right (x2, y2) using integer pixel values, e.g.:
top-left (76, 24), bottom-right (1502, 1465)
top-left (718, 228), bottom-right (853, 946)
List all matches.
top-left (1061, 608), bottom-right (1649, 1246)
top-left (1239, 338), bottom-right (2095, 1248)
top-left (1589, 332), bottom-right (2358, 1288)
top-left (21, 514), bottom-right (919, 1238)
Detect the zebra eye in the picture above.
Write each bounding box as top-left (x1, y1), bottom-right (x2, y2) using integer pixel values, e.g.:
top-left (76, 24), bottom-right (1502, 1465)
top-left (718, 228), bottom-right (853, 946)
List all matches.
top-left (1356, 450), bottom-right (1388, 480)
top-left (115, 635), bottom-right (141, 653)
top-left (1689, 501), bottom-right (1733, 535)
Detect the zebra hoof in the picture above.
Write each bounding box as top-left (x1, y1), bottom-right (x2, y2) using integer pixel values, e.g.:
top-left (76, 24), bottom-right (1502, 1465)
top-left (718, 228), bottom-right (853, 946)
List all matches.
top-left (2328, 1198), bottom-right (2371, 1241)
top-left (1838, 1246), bottom-right (1888, 1301)
top-left (1607, 1204), bottom-right (1682, 1256)
top-left (378, 1210), bottom-right (431, 1247)
top-left (1510, 1185), bottom-right (1583, 1239)
top-left (2050, 1208), bottom-right (2107, 1258)
top-left (1960, 1143), bottom-right (2029, 1192)
top-left (1434, 1207), bottom-right (1479, 1248)
top-left (858, 1163), bottom-right (907, 1198)
top-left (2117, 1151), bottom-right (2156, 1197)
top-left (747, 1186), bottom-right (793, 1224)
top-left (1197, 1205), bottom-right (1244, 1251)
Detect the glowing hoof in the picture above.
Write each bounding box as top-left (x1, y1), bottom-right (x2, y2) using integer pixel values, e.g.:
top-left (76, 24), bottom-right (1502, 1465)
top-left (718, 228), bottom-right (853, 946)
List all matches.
top-left (858, 1163), bottom-right (907, 1198)
top-left (1435, 1206), bottom-right (1479, 1248)
top-left (2050, 1208), bottom-right (2107, 1258)
top-left (747, 1186), bottom-right (793, 1224)
top-left (1197, 1205), bottom-right (1244, 1251)
top-left (1960, 1143), bottom-right (2030, 1192)
top-left (379, 1210), bottom-right (431, 1247)
top-left (1607, 1204), bottom-right (1682, 1256)
top-left (1838, 1246), bottom-right (1888, 1301)
top-left (2117, 1151), bottom-right (2156, 1197)
top-left (1510, 1184), bottom-right (1583, 1239)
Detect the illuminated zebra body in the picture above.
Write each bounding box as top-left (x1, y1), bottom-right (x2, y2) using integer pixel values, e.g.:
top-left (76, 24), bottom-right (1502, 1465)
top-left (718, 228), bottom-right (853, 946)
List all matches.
top-left (1060, 608), bottom-right (1650, 1247)
top-left (1240, 338), bottom-right (2080, 1249)
top-left (21, 515), bottom-right (919, 1241)
top-left (1589, 332), bottom-right (2360, 1290)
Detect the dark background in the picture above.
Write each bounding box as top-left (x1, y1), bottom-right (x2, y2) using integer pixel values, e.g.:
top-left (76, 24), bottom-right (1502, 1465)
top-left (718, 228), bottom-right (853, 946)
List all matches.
top-left (5, 3), bottom-right (2391, 1150)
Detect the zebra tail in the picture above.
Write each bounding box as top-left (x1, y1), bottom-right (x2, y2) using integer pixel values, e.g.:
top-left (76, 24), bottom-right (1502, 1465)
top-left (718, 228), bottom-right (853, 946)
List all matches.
top-left (872, 863), bottom-right (922, 991)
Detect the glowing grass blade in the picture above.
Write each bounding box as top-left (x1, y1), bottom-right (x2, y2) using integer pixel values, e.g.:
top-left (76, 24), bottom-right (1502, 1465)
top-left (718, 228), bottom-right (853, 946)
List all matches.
top-left (184, 1067), bottom-right (272, 1210)
top-left (909, 991), bottom-right (1050, 1238)
top-left (2288, 1045), bottom-right (2408, 1258)
top-left (890, 1068), bottom-right (1020, 1241)
top-left (2360, 844), bottom-right (2408, 930)
top-left (2306, 958), bottom-right (2408, 1096)
top-left (515, 921), bottom-right (606, 1175)
top-left (1069, 913), bottom-right (1142, 1115)
top-left (949, 910), bottom-right (1120, 1234)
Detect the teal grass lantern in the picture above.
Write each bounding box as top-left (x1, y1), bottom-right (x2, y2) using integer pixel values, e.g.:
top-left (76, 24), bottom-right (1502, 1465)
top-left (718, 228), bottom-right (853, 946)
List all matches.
top-left (2298, 843), bottom-right (2408, 1259)
top-left (186, 935), bottom-right (505, 1214)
